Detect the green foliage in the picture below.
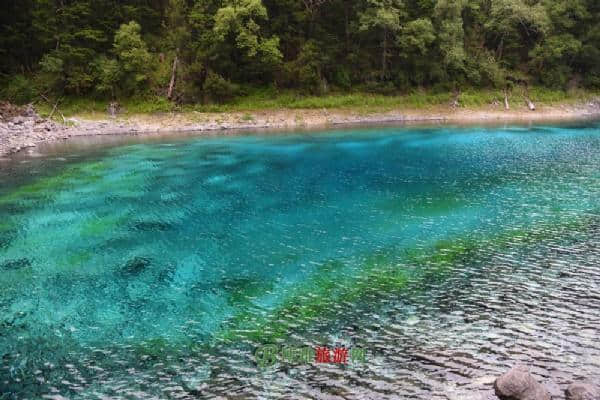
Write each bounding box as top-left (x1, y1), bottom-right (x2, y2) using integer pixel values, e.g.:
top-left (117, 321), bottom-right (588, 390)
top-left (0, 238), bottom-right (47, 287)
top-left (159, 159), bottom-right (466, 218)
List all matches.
top-left (203, 72), bottom-right (240, 103)
top-left (358, 0), bottom-right (406, 80)
top-left (164, 0), bottom-right (192, 52)
top-left (284, 40), bottom-right (330, 94)
top-left (434, 0), bottom-right (466, 79)
top-left (332, 67), bottom-right (352, 90)
top-left (113, 21), bottom-right (152, 96)
top-left (359, 0), bottom-right (405, 33)
top-left (212, 0), bottom-right (283, 77)
top-left (93, 56), bottom-right (120, 98)
top-left (29, 87), bottom-right (598, 118)
top-left (399, 18), bottom-right (435, 54)
top-left (38, 54), bottom-right (64, 92)
top-left (1, 75), bottom-right (37, 105)
top-left (1, 0), bottom-right (600, 102)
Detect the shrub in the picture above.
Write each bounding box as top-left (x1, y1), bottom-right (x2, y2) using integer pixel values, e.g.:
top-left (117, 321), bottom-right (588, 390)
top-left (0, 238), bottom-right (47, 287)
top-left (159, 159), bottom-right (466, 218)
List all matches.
top-left (1, 75), bottom-right (37, 104)
top-left (203, 71), bottom-right (240, 103)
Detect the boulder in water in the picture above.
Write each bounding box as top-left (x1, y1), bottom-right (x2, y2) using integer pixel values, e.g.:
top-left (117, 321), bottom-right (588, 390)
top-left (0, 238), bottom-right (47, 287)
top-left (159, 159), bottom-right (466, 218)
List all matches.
top-left (565, 382), bottom-right (600, 400)
top-left (494, 365), bottom-right (551, 400)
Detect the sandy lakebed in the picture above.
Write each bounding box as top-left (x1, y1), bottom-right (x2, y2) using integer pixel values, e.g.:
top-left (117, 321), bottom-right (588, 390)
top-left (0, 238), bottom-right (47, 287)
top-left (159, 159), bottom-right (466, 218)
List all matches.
top-left (1, 100), bottom-right (600, 159)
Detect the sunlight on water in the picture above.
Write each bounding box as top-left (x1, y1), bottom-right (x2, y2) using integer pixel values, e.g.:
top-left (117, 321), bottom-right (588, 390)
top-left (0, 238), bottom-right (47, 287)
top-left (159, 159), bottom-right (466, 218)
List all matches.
top-left (1, 122), bottom-right (600, 399)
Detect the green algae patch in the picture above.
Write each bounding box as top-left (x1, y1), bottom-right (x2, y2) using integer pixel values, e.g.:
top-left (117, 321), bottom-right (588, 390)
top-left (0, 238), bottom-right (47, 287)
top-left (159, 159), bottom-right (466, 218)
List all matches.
top-left (213, 212), bottom-right (599, 346)
top-left (0, 160), bottom-right (110, 207)
top-left (80, 215), bottom-right (128, 236)
top-left (65, 251), bottom-right (94, 268)
top-left (217, 253), bottom-right (413, 344)
top-left (223, 277), bottom-right (275, 306)
top-left (0, 221), bottom-right (14, 233)
top-left (379, 192), bottom-right (465, 217)
top-left (412, 195), bottom-right (466, 216)
top-left (131, 337), bottom-right (184, 360)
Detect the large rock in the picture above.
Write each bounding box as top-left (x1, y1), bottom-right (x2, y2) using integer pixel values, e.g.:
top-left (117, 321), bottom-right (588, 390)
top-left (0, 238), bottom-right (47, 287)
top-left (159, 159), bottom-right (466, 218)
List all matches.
top-left (494, 365), bottom-right (551, 400)
top-left (565, 382), bottom-right (600, 400)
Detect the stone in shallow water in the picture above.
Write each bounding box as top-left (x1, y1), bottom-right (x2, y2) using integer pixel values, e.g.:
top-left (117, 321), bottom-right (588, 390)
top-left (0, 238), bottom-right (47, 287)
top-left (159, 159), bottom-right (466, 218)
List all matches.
top-left (181, 366), bottom-right (211, 394)
top-left (565, 382), bottom-right (600, 400)
top-left (120, 256), bottom-right (152, 276)
top-left (472, 375), bottom-right (497, 386)
top-left (494, 365), bottom-right (551, 400)
top-left (0, 258), bottom-right (32, 270)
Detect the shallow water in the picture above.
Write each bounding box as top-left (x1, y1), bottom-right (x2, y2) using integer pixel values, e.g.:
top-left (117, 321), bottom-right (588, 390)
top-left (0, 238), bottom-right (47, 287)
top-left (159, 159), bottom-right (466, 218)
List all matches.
top-left (1, 122), bottom-right (600, 399)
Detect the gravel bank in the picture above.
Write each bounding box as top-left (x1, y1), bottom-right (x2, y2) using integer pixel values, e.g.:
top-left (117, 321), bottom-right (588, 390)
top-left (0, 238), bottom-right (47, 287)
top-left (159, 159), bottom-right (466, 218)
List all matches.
top-left (1, 100), bottom-right (599, 158)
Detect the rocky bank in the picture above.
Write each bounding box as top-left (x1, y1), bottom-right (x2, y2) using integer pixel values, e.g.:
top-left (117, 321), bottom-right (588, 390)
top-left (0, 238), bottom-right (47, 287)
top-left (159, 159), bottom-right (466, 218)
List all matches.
top-left (1, 100), bottom-right (600, 158)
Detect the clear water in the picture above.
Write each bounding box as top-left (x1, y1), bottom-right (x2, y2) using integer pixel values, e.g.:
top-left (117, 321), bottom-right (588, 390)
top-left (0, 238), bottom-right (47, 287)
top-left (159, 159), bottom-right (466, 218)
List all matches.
top-left (1, 122), bottom-right (600, 399)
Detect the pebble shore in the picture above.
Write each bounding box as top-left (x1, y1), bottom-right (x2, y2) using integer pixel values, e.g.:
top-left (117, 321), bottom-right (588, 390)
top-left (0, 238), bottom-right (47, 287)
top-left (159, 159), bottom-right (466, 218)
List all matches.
top-left (1, 100), bottom-right (599, 158)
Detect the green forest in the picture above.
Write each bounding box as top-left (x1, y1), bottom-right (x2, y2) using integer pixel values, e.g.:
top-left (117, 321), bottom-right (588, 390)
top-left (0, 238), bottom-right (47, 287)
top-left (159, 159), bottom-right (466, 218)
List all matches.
top-left (1, 0), bottom-right (599, 106)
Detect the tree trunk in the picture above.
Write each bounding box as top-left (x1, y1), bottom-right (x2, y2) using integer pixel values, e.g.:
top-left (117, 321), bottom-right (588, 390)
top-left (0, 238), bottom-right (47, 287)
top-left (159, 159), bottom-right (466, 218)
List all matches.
top-left (451, 87), bottom-right (460, 108)
top-left (381, 29), bottom-right (387, 81)
top-left (504, 89), bottom-right (510, 110)
top-left (496, 35), bottom-right (504, 61)
top-left (167, 54), bottom-right (178, 100)
top-left (344, 7), bottom-right (350, 53)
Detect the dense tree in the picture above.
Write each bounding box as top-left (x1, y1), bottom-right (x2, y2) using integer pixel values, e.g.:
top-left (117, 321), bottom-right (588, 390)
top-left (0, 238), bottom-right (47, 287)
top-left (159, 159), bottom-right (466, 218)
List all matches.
top-left (1, 0), bottom-right (599, 103)
top-left (113, 21), bottom-right (153, 95)
top-left (358, 0), bottom-right (405, 81)
top-left (212, 0), bottom-right (283, 79)
top-left (433, 0), bottom-right (466, 84)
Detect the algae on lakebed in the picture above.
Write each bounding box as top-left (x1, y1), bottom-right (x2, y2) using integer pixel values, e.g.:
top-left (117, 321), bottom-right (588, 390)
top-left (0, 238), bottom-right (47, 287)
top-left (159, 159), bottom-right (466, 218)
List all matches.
top-left (214, 211), bottom-right (597, 345)
top-left (0, 159), bottom-right (110, 209)
top-left (109, 210), bottom-right (600, 369)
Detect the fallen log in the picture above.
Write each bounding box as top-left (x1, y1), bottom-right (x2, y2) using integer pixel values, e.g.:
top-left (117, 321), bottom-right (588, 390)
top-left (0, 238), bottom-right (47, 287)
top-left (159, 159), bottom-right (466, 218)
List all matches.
top-left (525, 97), bottom-right (536, 111)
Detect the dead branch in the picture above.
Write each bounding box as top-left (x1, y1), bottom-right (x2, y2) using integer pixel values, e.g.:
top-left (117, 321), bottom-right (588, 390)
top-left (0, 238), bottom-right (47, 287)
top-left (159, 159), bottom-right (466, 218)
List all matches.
top-left (167, 54), bottom-right (179, 100)
top-left (41, 94), bottom-right (66, 122)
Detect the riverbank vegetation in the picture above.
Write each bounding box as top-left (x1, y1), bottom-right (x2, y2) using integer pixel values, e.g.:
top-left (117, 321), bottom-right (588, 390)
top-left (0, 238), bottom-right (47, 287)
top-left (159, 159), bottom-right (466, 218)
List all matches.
top-left (32, 87), bottom-right (598, 118)
top-left (2, 0), bottom-right (600, 110)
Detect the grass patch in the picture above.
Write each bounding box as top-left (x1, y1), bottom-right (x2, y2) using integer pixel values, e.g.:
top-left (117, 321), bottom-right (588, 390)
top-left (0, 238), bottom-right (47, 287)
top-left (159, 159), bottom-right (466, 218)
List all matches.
top-left (185, 89), bottom-right (453, 113)
top-left (454, 87), bottom-right (597, 107)
top-left (36, 96), bottom-right (178, 119)
top-left (240, 112), bottom-right (254, 122)
top-left (36, 87), bottom-right (600, 118)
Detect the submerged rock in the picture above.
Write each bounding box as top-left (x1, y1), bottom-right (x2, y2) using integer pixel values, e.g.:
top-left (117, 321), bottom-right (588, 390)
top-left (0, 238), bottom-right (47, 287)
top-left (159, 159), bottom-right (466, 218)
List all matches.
top-left (131, 221), bottom-right (173, 232)
top-left (565, 382), bottom-right (600, 400)
top-left (0, 258), bottom-right (32, 270)
top-left (494, 365), bottom-right (551, 400)
top-left (181, 366), bottom-right (211, 394)
top-left (0, 231), bottom-right (16, 249)
top-left (120, 256), bottom-right (152, 276)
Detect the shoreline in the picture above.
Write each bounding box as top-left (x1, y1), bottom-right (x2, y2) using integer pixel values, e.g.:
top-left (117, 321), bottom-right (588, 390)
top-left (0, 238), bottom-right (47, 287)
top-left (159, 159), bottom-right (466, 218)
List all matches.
top-left (1, 100), bottom-right (600, 158)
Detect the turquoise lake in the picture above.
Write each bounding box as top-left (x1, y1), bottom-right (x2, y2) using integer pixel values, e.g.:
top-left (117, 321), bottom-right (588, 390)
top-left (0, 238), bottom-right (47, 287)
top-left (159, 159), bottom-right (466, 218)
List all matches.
top-left (1, 122), bottom-right (600, 399)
